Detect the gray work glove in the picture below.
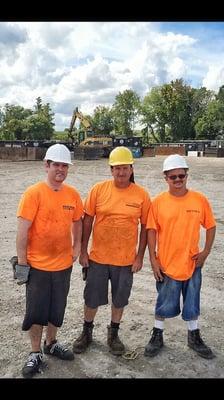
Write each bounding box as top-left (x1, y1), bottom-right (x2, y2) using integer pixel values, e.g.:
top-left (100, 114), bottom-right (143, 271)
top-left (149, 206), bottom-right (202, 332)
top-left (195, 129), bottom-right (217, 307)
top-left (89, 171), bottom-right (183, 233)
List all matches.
top-left (15, 264), bottom-right (30, 285)
top-left (9, 256), bottom-right (30, 285)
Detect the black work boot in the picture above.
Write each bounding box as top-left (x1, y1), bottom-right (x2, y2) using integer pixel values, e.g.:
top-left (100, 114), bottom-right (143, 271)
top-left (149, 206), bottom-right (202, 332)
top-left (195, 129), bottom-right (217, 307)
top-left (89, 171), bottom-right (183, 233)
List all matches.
top-left (188, 329), bottom-right (215, 359)
top-left (107, 326), bottom-right (125, 356)
top-left (144, 327), bottom-right (164, 357)
top-left (73, 324), bottom-right (94, 354)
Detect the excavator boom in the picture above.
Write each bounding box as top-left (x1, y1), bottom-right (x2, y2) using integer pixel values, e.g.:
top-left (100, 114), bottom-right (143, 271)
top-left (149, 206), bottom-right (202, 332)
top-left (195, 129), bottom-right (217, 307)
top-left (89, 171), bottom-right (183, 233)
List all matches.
top-left (68, 107), bottom-right (91, 139)
top-left (68, 107), bottom-right (113, 159)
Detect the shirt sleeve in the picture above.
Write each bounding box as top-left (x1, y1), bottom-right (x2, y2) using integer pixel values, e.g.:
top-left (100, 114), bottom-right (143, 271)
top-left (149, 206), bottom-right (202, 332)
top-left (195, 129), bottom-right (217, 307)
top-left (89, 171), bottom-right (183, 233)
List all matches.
top-left (146, 199), bottom-right (159, 231)
top-left (84, 184), bottom-right (98, 216)
top-left (140, 191), bottom-right (152, 225)
top-left (201, 195), bottom-right (216, 229)
top-left (73, 192), bottom-right (84, 221)
top-left (16, 188), bottom-right (39, 222)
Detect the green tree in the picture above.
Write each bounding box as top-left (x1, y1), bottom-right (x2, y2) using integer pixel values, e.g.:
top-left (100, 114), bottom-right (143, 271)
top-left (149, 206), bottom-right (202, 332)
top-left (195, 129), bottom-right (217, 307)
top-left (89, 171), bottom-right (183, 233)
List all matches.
top-left (162, 79), bottom-right (193, 141)
top-left (217, 85), bottom-right (224, 102)
top-left (190, 87), bottom-right (215, 138)
top-left (140, 86), bottom-right (169, 143)
top-left (91, 106), bottom-right (114, 135)
top-left (0, 98), bottom-right (55, 140)
top-left (0, 104), bottom-right (32, 140)
top-left (112, 90), bottom-right (141, 136)
top-left (195, 100), bottom-right (224, 139)
top-left (27, 98), bottom-right (55, 140)
top-left (140, 79), bottom-right (214, 143)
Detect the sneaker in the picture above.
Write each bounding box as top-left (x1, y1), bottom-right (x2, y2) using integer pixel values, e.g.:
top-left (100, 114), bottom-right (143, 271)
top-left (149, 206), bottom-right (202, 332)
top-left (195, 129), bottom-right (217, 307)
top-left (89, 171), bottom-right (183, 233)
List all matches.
top-left (144, 327), bottom-right (164, 357)
top-left (22, 351), bottom-right (43, 378)
top-left (44, 340), bottom-right (74, 360)
top-left (188, 329), bottom-right (215, 359)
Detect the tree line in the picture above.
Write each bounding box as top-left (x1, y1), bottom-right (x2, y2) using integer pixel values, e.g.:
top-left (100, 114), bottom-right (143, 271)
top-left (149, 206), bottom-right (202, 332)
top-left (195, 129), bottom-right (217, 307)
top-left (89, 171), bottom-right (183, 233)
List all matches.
top-left (1, 79), bottom-right (224, 144)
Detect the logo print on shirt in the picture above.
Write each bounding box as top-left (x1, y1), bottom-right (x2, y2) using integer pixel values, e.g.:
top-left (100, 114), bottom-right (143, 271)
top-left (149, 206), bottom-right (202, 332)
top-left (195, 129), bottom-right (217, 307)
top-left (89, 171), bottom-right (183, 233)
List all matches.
top-left (63, 205), bottom-right (75, 210)
top-left (126, 203), bottom-right (140, 208)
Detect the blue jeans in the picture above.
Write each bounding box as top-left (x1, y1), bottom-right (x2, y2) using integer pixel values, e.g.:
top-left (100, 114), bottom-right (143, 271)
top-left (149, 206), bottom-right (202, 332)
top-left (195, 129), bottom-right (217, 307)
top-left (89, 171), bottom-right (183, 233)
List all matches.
top-left (155, 267), bottom-right (202, 321)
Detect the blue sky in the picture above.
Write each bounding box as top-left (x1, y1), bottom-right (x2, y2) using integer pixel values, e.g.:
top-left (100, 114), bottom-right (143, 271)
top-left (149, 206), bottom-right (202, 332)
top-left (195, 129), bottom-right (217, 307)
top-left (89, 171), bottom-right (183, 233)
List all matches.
top-left (0, 21), bottom-right (223, 131)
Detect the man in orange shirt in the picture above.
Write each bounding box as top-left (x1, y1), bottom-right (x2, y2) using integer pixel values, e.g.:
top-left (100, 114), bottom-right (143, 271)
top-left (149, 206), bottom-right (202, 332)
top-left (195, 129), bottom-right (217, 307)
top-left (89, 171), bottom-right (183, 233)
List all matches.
top-left (16, 144), bottom-right (83, 378)
top-left (73, 146), bottom-right (151, 356)
top-left (144, 154), bottom-right (216, 360)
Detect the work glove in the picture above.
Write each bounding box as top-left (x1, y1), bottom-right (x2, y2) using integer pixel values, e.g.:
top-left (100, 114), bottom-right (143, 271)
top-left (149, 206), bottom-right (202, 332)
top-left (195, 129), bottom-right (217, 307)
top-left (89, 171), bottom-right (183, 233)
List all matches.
top-left (15, 264), bottom-right (30, 285)
top-left (9, 256), bottom-right (30, 285)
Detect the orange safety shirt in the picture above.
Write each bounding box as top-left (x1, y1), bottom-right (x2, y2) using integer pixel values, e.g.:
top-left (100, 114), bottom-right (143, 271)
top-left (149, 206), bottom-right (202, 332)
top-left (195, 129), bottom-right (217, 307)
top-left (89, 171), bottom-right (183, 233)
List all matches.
top-left (17, 182), bottom-right (84, 271)
top-left (84, 180), bottom-right (151, 266)
top-left (146, 190), bottom-right (216, 280)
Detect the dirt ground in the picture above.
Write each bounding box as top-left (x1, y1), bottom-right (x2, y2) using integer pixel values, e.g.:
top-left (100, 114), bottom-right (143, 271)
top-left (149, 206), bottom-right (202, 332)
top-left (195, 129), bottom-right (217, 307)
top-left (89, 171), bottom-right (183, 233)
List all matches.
top-left (0, 155), bottom-right (224, 380)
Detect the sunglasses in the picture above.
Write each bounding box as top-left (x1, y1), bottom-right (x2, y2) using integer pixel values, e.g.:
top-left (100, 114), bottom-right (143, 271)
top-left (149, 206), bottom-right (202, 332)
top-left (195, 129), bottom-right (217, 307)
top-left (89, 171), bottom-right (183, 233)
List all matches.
top-left (167, 174), bottom-right (187, 180)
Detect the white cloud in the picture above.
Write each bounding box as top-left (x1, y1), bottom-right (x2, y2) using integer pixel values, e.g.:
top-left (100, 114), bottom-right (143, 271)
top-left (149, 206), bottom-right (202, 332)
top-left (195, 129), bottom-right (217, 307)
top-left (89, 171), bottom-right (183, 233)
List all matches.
top-left (203, 65), bottom-right (224, 91)
top-left (0, 21), bottom-right (223, 130)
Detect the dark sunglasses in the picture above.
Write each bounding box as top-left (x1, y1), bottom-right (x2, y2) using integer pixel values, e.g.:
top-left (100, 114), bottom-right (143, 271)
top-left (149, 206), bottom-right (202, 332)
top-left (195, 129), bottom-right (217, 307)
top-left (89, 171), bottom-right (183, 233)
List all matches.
top-left (167, 174), bottom-right (187, 180)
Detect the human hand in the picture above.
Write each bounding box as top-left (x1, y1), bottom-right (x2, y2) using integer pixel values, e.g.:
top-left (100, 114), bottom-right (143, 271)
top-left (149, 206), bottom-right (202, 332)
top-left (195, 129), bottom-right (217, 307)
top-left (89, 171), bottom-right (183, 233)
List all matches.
top-left (132, 255), bottom-right (143, 273)
top-left (79, 251), bottom-right (89, 268)
top-left (192, 250), bottom-right (209, 268)
top-left (151, 259), bottom-right (164, 282)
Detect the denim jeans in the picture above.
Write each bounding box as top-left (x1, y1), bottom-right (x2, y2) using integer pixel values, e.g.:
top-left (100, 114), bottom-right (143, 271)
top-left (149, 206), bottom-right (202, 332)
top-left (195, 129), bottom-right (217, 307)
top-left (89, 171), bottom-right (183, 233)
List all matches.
top-left (155, 267), bottom-right (202, 321)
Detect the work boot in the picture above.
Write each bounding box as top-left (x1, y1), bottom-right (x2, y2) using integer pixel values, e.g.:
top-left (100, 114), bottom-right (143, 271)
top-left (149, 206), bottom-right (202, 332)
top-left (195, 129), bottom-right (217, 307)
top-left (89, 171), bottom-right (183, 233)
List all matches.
top-left (188, 329), bottom-right (215, 359)
top-left (73, 324), bottom-right (94, 354)
top-left (107, 325), bottom-right (125, 356)
top-left (144, 327), bottom-right (164, 357)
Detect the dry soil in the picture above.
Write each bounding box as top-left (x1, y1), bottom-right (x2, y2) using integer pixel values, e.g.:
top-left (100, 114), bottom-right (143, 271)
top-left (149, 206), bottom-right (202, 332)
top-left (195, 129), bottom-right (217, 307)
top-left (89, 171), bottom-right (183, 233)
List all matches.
top-left (0, 155), bottom-right (223, 380)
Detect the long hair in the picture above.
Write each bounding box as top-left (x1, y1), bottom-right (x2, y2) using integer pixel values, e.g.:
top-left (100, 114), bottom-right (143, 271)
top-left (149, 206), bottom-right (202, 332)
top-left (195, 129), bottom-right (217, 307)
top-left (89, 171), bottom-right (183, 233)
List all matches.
top-left (130, 171), bottom-right (135, 183)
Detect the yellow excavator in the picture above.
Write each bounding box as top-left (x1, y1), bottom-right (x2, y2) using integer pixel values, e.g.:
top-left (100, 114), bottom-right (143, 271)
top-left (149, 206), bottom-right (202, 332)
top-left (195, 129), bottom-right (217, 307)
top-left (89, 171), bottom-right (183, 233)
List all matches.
top-left (68, 107), bottom-right (113, 159)
top-left (68, 107), bottom-right (92, 138)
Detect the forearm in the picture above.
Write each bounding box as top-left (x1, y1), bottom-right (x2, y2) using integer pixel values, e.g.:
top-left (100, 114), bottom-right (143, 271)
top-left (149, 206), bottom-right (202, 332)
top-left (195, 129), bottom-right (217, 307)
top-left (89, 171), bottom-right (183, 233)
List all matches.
top-left (16, 236), bottom-right (28, 264)
top-left (203, 226), bottom-right (216, 255)
top-left (72, 218), bottom-right (83, 256)
top-left (81, 214), bottom-right (94, 253)
top-left (147, 229), bottom-right (157, 262)
top-left (16, 217), bottom-right (32, 264)
top-left (136, 224), bottom-right (147, 259)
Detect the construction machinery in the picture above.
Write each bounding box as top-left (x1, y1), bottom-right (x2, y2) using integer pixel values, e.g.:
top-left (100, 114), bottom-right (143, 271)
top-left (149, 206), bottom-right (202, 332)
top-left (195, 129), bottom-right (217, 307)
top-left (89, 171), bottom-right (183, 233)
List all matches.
top-left (68, 107), bottom-right (113, 159)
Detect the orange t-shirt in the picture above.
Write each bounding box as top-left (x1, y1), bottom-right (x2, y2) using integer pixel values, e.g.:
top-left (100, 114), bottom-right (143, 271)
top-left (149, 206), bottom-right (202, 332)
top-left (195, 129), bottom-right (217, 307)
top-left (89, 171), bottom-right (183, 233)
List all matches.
top-left (146, 190), bottom-right (216, 280)
top-left (17, 182), bottom-right (84, 271)
top-left (84, 180), bottom-right (151, 266)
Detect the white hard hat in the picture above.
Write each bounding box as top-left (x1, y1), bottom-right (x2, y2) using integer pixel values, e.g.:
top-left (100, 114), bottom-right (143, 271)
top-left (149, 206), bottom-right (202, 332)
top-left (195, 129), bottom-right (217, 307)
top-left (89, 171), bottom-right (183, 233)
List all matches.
top-left (163, 154), bottom-right (188, 172)
top-left (44, 144), bottom-right (73, 165)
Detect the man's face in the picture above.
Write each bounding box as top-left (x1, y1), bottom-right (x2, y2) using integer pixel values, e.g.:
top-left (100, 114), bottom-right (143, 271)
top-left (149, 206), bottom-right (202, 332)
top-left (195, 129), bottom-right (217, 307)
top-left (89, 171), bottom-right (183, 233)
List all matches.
top-left (46, 161), bottom-right (69, 182)
top-left (165, 168), bottom-right (188, 189)
top-left (111, 164), bottom-right (133, 186)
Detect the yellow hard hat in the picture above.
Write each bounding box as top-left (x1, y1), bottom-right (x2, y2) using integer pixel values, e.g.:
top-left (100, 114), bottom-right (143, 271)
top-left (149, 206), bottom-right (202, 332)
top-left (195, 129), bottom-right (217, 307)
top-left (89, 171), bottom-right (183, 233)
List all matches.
top-left (109, 146), bottom-right (134, 166)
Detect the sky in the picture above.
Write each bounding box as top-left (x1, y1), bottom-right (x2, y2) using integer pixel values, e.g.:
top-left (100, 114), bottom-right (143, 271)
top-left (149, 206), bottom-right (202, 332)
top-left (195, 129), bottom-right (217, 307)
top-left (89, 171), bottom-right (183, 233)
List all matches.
top-left (0, 21), bottom-right (224, 131)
